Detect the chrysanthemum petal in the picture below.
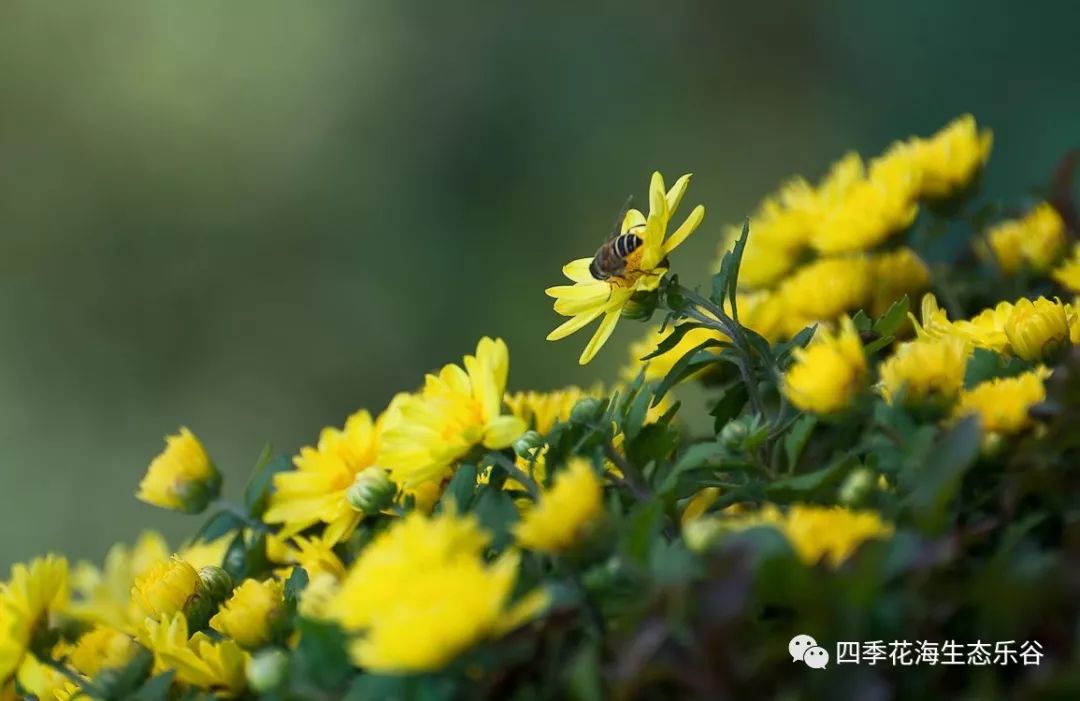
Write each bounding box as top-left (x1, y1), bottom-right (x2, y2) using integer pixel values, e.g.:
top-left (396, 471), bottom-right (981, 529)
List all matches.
top-left (546, 307), bottom-right (605, 341)
top-left (623, 209), bottom-right (647, 233)
top-left (665, 173), bottom-right (692, 214)
top-left (663, 204), bottom-right (705, 255)
top-left (579, 309), bottom-right (622, 365)
top-left (482, 415), bottom-right (528, 449)
top-left (562, 258), bottom-right (595, 284)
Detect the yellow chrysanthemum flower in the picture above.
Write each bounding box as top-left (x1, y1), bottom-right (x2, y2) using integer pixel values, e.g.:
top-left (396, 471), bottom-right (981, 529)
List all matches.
top-left (297, 573), bottom-right (340, 622)
top-left (14, 654), bottom-right (84, 701)
top-left (210, 579), bottom-right (284, 650)
top-left (177, 535), bottom-right (232, 572)
top-left (982, 202), bottom-right (1067, 275)
top-left (868, 247), bottom-right (930, 317)
top-left (130, 556), bottom-right (201, 623)
top-left (378, 337), bottom-right (527, 489)
top-left (266, 533), bottom-right (346, 581)
top-left (718, 178), bottom-right (814, 289)
top-left (775, 256), bottom-right (871, 336)
top-left (681, 487), bottom-right (722, 526)
top-left (915, 294), bottom-right (1015, 354)
top-left (67, 625), bottom-right (137, 677)
top-left (783, 317), bottom-right (867, 414)
top-left (1053, 243), bottom-right (1080, 293)
top-left (811, 152), bottom-right (919, 254)
top-left (70, 530), bottom-right (169, 630)
top-left (877, 335), bottom-right (968, 409)
top-left (953, 367), bottom-right (1052, 436)
top-left (514, 459), bottom-right (604, 554)
top-left (504, 385), bottom-right (599, 435)
top-left (264, 409), bottom-right (381, 543)
top-left (325, 510), bottom-right (547, 673)
top-left (143, 613), bottom-right (247, 698)
top-left (1004, 297), bottom-right (1072, 362)
top-left (137, 427), bottom-right (221, 514)
top-left (778, 505), bottom-right (894, 566)
top-left (907, 114), bottom-right (993, 199)
top-left (0, 555), bottom-right (69, 681)
top-left (547, 172), bottom-right (705, 364)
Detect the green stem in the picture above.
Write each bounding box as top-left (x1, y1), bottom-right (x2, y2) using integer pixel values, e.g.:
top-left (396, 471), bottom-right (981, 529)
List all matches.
top-left (491, 453), bottom-right (541, 501)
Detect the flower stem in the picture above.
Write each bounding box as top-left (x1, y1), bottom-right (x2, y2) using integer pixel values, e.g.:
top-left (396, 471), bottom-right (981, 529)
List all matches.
top-left (491, 453), bottom-right (542, 501)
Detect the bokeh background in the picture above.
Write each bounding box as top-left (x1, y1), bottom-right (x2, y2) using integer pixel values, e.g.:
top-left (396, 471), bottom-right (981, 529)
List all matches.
top-left (1, 2), bottom-right (1077, 568)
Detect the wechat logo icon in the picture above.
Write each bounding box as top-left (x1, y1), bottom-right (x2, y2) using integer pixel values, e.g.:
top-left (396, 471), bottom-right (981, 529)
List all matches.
top-left (790, 634), bottom-right (830, 669)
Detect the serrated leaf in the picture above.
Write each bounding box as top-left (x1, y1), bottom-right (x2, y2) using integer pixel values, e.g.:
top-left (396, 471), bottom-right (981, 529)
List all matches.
top-left (864, 334), bottom-right (895, 356)
top-left (964, 347), bottom-right (1031, 388)
top-left (872, 295), bottom-right (910, 337)
top-left (129, 670), bottom-right (175, 701)
top-left (851, 309), bottom-right (872, 332)
top-left (284, 566), bottom-right (309, 606)
top-left (292, 619), bottom-right (352, 691)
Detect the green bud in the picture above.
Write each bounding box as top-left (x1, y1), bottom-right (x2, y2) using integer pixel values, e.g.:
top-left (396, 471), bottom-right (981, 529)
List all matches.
top-left (198, 565), bottom-right (233, 604)
top-left (513, 430), bottom-right (545, 458)
top-left (346, 467), bottom-right (396, 516)
top-left (719, 418), bottom-right (751, 450)
top-left (183, 590), bottom-right (216, 632)
top-left (174, 468), bottom-right (222, 515)
top-left (570, 397), bottom-right (605, 425)
top-left (621, 291), bottom-right (658, 321)
top-left (246, 649), bottom-right (289, 693)
top-left (839, 468), bottom-right (876, 508)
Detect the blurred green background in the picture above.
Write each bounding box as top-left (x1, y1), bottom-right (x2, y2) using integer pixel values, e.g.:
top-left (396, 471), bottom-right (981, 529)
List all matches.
top-left (1, 2), bottom-right (1077, 567)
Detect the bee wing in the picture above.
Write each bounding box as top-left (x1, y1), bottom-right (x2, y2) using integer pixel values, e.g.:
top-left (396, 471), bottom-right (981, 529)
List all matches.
top-left (607, 195), bottom-right (635, 239)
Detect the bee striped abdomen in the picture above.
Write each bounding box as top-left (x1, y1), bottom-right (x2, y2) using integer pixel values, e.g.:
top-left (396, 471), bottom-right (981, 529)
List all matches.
top-left (613, 234), bottom-right (642, 257)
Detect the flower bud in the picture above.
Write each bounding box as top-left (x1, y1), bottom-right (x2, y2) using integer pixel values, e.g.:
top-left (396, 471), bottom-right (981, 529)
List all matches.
top-left (345, 467), bottom-right (396, 516)
top-left (210, 578), bottom-right (285, 649)
top-left (621, 291), bottom-right (658, 321)
top-left (198, 565), bottom-right (233, 604)
top-left (131, 556), bottom-right (203, 621)
top-left (1004, 297), bottom-right (1071, 362)
top-left (246, 649), bottom-right (289, 693)
top-left (719, 418), bottom-right (751, 450)
top-left (570, 397), bottom-right (605, 425)
top-left (839, 468), bottom-right (877, 508)
top-left (512, 430), bottom-right (545, 458)
top-left (136, 427), bottom-right (221, 513)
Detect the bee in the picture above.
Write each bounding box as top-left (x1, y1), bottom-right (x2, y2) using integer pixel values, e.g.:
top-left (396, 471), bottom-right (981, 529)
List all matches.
top-left (589, 197), bottom-right (645, 281)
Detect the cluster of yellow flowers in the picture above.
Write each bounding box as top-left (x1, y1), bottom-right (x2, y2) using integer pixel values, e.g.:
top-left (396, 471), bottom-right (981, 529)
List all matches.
top-left (713, 115), bottom-right (991, 342)
top-left (782, 292), bottom-right (1068, 441)
top-left (7, 112), bottom-right (1075, 698)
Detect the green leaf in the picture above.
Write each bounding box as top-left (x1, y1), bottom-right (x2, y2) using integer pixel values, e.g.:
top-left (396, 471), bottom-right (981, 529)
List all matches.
top-left (766, 454), bottom-right (857, 501)
top-left (710, 383), bottom-right (748, 433)
top-left (710, 219), bottom-right (750, 310)
top-left (783, 415), bottom-right (817, 473)
top-left (284, 566), bottom-right (309, 606)
top-left (291, 618), bottom-right (352, 692)
top-left (658, 440), bottom-right (725, 495)
top-left (964, 347), bottom-right (1031, 388)
top-left (623, 500), bottom-right (664, 566)
top-left (346, 674), bottom-right (411, 701)
top-left (863, 334), bottom-right (895, 356)
top-left (623, 379), bottom-right (655, 442)
top-left (651, 341), bottom-right (726, 406)
top-left (640, 322), bottom-right (722, 360)
top-left (189, 510), bottom-right (244, 546)
top-left (906, 416), bottom-right (981, 535)
top-left (243, 451), bottom-right (292, 519)
top-left (128, 671), bottom-right (175, 701)
top-left (473, 487), bottom-right (519, 550)
top-left (440, 462), bottom-right (479, 512)
top-left (566, 643), bottom-right (604, 701)
top-left (99, 646), bottom-right (154, 699)
top-left (872, 295), bottom-right (911, 337)
top-left (851, 309), bottom-right (872, 332)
